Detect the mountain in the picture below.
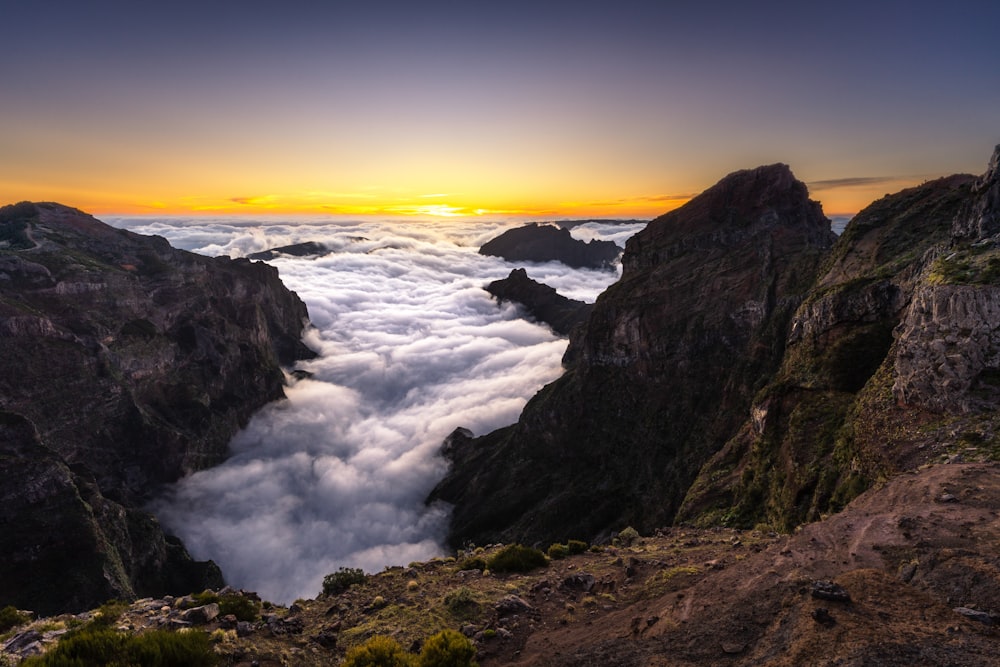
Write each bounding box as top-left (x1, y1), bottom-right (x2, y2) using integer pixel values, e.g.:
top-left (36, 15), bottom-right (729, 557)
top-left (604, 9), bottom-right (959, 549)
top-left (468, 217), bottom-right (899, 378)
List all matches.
top-left (486, 268), bottom-right (592, 336)
top-left (479, 223), bottom-right (622, 269)
top-left (432, 146), bottom-right (1000, 549)
top-left (431, 163), bottom-right (836, 546)
top-left (0, 202), bottom-right (314, 615)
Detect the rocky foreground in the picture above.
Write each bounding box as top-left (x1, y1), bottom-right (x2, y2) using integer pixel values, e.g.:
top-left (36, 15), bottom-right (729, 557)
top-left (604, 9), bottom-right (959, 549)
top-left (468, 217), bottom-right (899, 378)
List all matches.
top-left (0, 202), bottom-right (314, 615)
top-left (3, 461), bottom-right (997, 665)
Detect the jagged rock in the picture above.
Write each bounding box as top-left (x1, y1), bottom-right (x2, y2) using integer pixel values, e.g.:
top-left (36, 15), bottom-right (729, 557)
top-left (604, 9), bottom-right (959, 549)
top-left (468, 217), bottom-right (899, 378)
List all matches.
top-left (181, 603), bottom-right (220, 624)
top-left (952, 144), bottom-right (1000, 241)
top-left (0, 202), bottom-right (313, 615)
top-left (953, 607), bottom-right (993, 625)
top-left (678, 165), bottom-right (991, 530)
top-left (236, 620), bottom-right (254, 637)
top-left (2, 629), bottom-right (42, 655)
top-left (811, 581), bottom-right (851, 603)
top-left (313, 627), bottom-right (338, 648)
top-left (479, 223), bottom-right (621, 269)
top-left (247, 241), bottom-right (329, 261)
top-left (811, 607), bottom-right (836, 626)
top-left (495, 595), bottom-right (533, 616)
top-left (562, 573), bottom-right (596, 592)
top-left (486, 268), bottom-right (593, 335)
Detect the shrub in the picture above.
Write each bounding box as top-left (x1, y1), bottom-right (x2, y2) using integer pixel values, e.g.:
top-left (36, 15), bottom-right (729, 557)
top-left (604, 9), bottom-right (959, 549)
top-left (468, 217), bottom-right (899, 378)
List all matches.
top-left (219, 594), bottom-right (260, 621)
top-left (547, 543), bottom-right (569, 560)
top-left (456, 557), bottom-right (486, 572)
top-left (616, 526), bottom-right (640, 547)
top-left (21, 627), bottom-right (216, 666)
top-left (418, 629), bottom-right (478, 667)
top-left (486, 544), bottom-right (547, 573)
top-left (323, 567), bottom-right (367, 596)
top-left (443, 588), bottom-right (478, 618)
top-left (341, 635), bottom-right (416, 667)
top-left (0, 605), bottom-right (29, 633)
top-left (90, 600), bottom-right (128, 628)
top-left (567, 540), bottom-right (589, 555)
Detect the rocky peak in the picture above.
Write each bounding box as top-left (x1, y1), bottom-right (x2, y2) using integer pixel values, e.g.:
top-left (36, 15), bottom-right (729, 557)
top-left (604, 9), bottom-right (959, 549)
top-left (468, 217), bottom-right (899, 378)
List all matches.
top-left (622, 163), bottom-right (829, 277)
top-left (0, 202), bottom-right (314, 614)
top-left (431, 164), bottom-right (834, 547)
top-left (952, 143), bottom-right (1000, 241)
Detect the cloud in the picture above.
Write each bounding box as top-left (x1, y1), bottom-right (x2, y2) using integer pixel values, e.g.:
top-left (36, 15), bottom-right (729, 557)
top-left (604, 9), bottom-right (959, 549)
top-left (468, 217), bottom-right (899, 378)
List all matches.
top-left (119, 217), bottom-right (632, 603)
top-left (807, 176), bottom-right (897, 190)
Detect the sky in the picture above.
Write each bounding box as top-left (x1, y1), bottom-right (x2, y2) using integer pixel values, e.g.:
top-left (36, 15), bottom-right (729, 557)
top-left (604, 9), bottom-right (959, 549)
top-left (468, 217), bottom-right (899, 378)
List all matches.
top-left (2, 0), bottom-right (998, 218)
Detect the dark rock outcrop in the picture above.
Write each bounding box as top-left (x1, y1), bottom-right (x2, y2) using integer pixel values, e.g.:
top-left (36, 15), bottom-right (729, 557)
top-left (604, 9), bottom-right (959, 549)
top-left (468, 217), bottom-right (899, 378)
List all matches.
top-left (479, 223), bottom-right (621, 269)
top-left (247, 241), bottom-right (329, 261)
top-left (678, 148), bottom-right (1000, 530)
top-left (486, 269), bottom-right (592, 336)
top-left (0, 202), bottom-right (314, 614)
top-left (430, 164), bottom-right (835, 546)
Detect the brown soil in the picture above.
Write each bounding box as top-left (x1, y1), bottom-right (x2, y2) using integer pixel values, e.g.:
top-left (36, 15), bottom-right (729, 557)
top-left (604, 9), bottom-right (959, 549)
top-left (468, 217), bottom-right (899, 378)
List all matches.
top-left (4, 463), bottom-right (998, 666)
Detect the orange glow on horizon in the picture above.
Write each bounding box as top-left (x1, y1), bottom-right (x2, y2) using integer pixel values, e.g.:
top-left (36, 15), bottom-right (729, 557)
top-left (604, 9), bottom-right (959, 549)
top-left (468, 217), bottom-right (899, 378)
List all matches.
top-left (2, 174), bottom-right (939, 221)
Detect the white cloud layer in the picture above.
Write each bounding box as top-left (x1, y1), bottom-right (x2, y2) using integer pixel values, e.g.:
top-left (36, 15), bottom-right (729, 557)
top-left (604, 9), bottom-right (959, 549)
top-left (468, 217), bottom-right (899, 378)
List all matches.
top-left (109, 216), bottom-right (639, 603)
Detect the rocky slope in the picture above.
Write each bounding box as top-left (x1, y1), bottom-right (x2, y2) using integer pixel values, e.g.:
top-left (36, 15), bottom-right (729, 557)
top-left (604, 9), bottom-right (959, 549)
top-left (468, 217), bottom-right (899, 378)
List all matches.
top-left (479, 223), bottom-right (621, 269)
top-left (486, 269), bottom-right (592, 336)
top-left (0, 202), bottom-right (314, 615)
top-left (431, 163), bottom-right (836, 546)
top-left (5, 462), bottom-right (997, 666)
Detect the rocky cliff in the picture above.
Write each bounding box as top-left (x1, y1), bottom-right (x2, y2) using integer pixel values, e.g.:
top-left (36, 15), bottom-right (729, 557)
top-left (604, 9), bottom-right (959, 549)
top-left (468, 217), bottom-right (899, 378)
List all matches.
top-left (679, 147), bottom-right (1000, 531)
top-left (431, 164), bottom-right (836, 546)
top-left (433, 146), bottom-right (1000, 548)
top-left (486, 269), bottom-right (592, 336)
top-left (0, 202), bottom-right (314, 615)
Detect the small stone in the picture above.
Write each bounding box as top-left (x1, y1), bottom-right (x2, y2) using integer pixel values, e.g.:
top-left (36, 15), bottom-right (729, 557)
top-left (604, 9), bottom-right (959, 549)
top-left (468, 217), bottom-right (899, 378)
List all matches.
top-left (721, 642), bottom-right (745, 654)
top-left (939, 493), bottom-right (958, 502)
top-left (811, 581), bottom-right (851, 603)
top-left (461, 624), bottom-right (477, 637)
top-left (180, 603), bottom-right (219, 625)
top-left (953, 607), bottom-right (993, 625)
top-left (495, 595), bottom-right (533, 616)
top-left (812, 608), bottom-right (836, 626)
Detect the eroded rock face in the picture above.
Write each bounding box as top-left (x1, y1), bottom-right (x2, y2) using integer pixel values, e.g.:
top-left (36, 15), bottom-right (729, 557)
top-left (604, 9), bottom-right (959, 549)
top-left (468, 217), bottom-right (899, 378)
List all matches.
top-left (431, 164), bottom-right (834, 546)
top-left (680, 150), bottom-right (1000, 532)
top-left (894, 285), bottom-right (1000, 412)
top-left (0, 202), bottom-right (312, 614)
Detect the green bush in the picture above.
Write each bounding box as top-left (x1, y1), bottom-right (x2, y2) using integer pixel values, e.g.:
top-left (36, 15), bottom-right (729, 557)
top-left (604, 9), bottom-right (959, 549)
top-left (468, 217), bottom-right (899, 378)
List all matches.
top-left (341, 635), bottom-right (416, 667)
top-left (418, 629), bottom-right (478, 667)
top-left (443, 588), bottom-right (479, 620)
top-left (0, 605), bottom-right (29, 633)
top-left (323, 567), bottom-right (367, 596)
top-left (90, 600), bottom-right (128, 629)
top-left (547, 543), bottom-right (569, 560)
top-left (567, 540), bottom-right (589, 555)
top-left (616, 526), bottom-right (640, 547)
top-left (187, 590), bottom-right (259, 621)
top-left (456, 556), bottom-right (486, 572)
top-left (485, 544), bottom-right (547, 573)
top-left (21, 627), bottom-right (216, 666)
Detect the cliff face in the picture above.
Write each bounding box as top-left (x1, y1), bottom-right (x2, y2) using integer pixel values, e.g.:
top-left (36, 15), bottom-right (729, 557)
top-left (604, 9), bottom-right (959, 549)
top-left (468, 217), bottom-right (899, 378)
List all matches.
top-left (0, 202), bottom-right (313, 614)
top-left (430, 165), bottom-right (835, 546)
top-left (679, 147), bottom-right (1000, 530)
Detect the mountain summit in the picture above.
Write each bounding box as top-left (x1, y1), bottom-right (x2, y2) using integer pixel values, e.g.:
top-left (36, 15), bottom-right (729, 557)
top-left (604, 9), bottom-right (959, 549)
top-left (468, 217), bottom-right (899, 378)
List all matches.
top-left (431, 162), bottom-right (835, 546)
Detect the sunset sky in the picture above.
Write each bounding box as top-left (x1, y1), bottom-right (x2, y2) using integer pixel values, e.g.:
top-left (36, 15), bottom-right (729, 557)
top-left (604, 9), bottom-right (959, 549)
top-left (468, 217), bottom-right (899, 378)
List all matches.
top-left (2, 0), bottom-right (998, 219)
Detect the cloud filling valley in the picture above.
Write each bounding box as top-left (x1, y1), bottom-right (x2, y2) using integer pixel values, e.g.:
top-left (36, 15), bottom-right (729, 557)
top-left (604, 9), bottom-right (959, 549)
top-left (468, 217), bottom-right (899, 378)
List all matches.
top-left (110, 216), bottom-right (644, 603)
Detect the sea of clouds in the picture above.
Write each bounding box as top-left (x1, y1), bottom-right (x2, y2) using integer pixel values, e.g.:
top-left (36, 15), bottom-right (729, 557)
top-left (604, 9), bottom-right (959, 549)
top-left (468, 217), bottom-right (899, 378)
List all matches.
top-left (108, 216), bottom-right (645, 603)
